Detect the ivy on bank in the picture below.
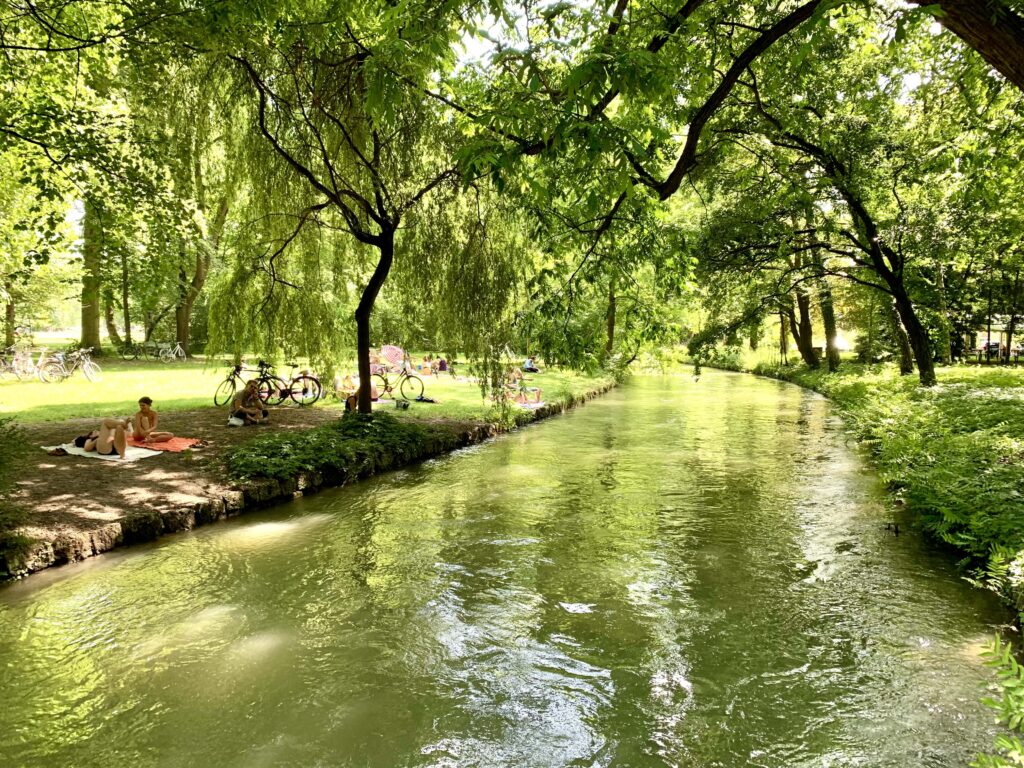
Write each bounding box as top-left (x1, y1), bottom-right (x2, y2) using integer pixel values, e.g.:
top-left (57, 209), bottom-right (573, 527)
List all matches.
top-left (224, 412), bottom-right (464, 483)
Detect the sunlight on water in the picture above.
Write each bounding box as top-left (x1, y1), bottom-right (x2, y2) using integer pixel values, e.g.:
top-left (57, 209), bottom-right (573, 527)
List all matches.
top-left (0, 373), bottom-right (1008, 767)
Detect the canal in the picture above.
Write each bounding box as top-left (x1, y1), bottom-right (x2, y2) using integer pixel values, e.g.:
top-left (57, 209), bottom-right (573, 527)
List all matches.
top-left (0, 373), bottom-right (1006, 767)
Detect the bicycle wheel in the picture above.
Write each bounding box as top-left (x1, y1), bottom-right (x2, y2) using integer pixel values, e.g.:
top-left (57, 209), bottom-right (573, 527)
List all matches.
top-left (143, 344), bottom-right (160, 360)
top-left (159, 348), bottom-right (174, 363)
top-left (119, 344), bottom-right (137, 361)
top-left (83, 361), bottom-right (102, 382)
top-left (400, 374), bottom-right (424, 400)
top-left (258, 375), bottom-right (289, 406)
top-left (289, 375), bottom-right (322, 406)
top-left (371, 373), bottom-right (390, 399)
top-left (39, 361), bottom-right (64, 383)
top-left (214, 378), bottom-right (237, 407)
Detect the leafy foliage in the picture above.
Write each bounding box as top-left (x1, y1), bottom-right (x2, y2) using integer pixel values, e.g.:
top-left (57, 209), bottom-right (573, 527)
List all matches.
top-left (224, 412), bottom-right (462, 482)
top-left (975, 636), bottom-right (1024, 767)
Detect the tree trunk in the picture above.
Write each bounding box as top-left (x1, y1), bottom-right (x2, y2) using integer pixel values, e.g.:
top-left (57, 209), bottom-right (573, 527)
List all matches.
top-left (175, 265), bottom-right (191, 353)
top-left (356, 228), bottom-right (395, 414)
top-left (779, 311), bottom-right (789, 363)
top-left (604, 275), bottom-right (616, 361)
top-left (910, 0), bottom-right (1024, 93)
top-left (174, 196), bottom-right (227, 356)
top-left (891, 286), bottom-right (936, 385)
top-left (884, 299), bottom-right (914, 376)
top-left (80, 197), bottom-right (103, 351)
top-left (933, 264), bottom-right (952, 364)
top-left (786, 293), bottom-right (819, 368)
top-left (4, 282), bottom-right (14, 348)
top-left (103, 290), bottom-right (123, 348)
top-left (819, 281), bottom-right (840, 373)
top-left (1004, 269), bottom-right (1022, 364)
top-left (121, 249), bottom-right (132, 345)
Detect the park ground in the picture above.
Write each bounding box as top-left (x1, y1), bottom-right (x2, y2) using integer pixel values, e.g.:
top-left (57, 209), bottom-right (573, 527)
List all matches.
top-left (0, 356), bottom-right (613, 577)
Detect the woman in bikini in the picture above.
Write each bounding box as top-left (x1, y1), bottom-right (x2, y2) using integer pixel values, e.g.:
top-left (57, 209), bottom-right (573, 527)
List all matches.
top-left (73, 418), bottom-right (130, 459)
top-left (132, 396), bottom-right (174, 443)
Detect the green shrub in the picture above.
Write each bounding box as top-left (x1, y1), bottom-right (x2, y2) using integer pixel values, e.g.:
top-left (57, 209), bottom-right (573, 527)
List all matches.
top-left (225, 411), bottom-right (461, 481)
top-left (973, 637), bottom-right (1024, 768)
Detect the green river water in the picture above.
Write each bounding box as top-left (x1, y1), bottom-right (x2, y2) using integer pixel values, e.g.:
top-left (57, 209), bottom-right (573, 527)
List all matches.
top-left (0, 373), bottom-right (1008, 767)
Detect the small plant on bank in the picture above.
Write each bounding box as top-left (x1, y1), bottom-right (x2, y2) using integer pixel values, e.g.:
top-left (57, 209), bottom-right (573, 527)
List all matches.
top-left (973, 636), bottom-right (1024, 768)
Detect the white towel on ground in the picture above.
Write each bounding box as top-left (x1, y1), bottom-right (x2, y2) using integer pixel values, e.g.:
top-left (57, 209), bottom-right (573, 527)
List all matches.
top-left (42, 443), bottom-right (162, 461)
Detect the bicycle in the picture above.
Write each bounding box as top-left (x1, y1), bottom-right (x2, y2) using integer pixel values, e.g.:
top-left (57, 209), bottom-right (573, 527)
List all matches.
top-left (13, 347), bottom-right (47, 379)
top-left (0, 346), bottom-right (22, 380)
top-left (372, 365), bottom-right (424, 400)
top-left (119, 342), bottom-right (144, 360)
top-left (39, 347), bottom-right (102, 383)
top-left (283, 362), bottom-right (323, 406)
top-left (160, 341), bottom-right (186, 363)
top-left (213, 360), bottom-right (288, 406)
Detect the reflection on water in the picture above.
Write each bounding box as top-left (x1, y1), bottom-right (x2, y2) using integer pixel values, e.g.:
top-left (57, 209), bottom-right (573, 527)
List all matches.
top-left (0, 373), bottom-right (1007, 767)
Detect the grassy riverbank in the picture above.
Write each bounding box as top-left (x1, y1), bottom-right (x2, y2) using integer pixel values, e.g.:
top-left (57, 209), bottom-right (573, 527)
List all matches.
top-left (0, 368), bottom-right (614, 578)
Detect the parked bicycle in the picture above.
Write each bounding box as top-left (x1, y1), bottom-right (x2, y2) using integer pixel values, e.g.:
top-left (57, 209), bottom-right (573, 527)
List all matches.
top-left (39, 347), bottom-right (102, 383)
top-left (118, 341), bottom-right (164, 360)
top-left (372, 366), bottom-right (424, 400)
top-left (11, 347), bottom-right (47, 379)
top-left (160, 341), bottom-right (186, 363)
top-left (283, 362), bottom-right (323, 406)
top-left (0, 346), bottom-right (21, 380)
top-left (213, 360), bottom-right (288, 407)
top-left (119, 342), bottom-right (143, 360)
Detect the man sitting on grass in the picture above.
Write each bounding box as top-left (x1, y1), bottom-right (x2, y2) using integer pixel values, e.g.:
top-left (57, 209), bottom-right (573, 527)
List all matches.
top-left (231, 380), bottom-right (269, 425)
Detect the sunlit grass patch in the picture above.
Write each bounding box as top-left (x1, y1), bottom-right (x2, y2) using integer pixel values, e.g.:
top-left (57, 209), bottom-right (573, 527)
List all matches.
top-left (0, 358), bottom-right (229, 422)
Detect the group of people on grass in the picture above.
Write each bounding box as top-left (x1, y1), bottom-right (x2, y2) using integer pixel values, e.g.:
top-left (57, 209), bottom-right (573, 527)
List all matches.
top-left (73, 382), bottom-right (268, 460)
top-left (73, 397), bottom-right (174, 459)
top-left (72, 352), bottom-right (544, 459)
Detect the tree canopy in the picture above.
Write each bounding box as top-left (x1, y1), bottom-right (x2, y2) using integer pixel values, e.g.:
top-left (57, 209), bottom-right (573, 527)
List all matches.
top-left (1, 0), bottom-right (1022, 395)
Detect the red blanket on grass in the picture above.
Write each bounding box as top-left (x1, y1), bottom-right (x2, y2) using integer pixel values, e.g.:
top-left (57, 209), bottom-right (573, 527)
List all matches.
top-left (126, 437), bottom-right (201, 452)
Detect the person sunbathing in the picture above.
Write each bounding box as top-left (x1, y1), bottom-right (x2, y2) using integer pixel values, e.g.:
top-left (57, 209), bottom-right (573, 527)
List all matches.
top-left (515, 384), bottom-right (543, 404)
top-left (73, 418), bottom-right (129, 459)
top-left (132, 396), bottom-right (174, 443)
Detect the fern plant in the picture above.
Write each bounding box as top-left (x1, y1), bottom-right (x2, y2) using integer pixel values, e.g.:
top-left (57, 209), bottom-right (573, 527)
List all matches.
top-left (975, 636), bottom-right (1024, 767)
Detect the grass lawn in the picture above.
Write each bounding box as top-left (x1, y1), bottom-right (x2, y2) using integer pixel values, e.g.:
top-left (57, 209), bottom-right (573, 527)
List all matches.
top-left (0, 358), bottom-right (232, 422)
top-left (0, 355), bottom-right (611, 425)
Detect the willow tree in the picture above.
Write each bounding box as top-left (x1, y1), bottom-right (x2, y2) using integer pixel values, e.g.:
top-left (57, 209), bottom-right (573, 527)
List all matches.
top-left (173, 1), bottom-right (485, 411)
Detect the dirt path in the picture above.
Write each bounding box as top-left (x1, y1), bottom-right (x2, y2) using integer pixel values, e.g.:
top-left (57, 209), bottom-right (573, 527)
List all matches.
top-left (13, 404), bottom-right (348, 571)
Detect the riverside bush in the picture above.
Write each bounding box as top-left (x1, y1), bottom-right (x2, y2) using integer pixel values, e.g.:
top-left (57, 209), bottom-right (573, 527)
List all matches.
top-left (225, 412), bottom-right (461, 481)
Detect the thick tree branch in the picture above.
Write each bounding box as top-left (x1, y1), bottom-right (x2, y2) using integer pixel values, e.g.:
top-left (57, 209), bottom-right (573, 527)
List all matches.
top-left (657, 0), bottom-right (824, 199)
